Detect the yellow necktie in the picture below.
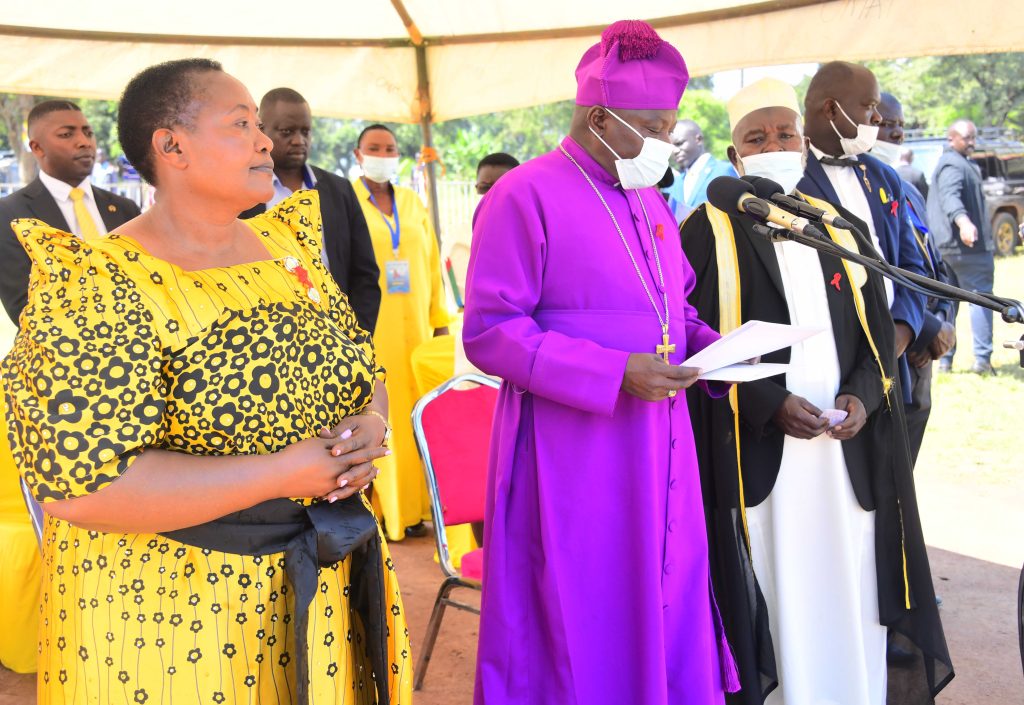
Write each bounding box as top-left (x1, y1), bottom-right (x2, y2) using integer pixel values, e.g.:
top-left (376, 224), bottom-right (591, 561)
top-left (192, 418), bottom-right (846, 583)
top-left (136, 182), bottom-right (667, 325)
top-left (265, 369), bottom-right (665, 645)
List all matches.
top-left (69, 187), bottom-right (101, 240)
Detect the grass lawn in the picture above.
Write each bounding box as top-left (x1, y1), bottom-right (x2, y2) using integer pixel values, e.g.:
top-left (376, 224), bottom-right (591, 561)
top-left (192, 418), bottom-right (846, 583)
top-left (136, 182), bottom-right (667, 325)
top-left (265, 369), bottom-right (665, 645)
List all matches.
top-left (918, 254), bottom-right (1024, 489)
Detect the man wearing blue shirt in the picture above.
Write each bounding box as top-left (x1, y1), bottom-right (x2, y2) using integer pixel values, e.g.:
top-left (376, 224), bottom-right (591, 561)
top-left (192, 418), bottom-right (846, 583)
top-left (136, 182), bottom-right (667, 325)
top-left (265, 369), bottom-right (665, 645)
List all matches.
top-left (665, 119), bottom-right (736, 224)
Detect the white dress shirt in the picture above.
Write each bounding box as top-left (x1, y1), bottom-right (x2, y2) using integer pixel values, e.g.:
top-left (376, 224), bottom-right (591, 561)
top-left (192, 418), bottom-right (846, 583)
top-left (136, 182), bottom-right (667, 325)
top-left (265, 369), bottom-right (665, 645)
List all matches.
top-left (808, 143), bottom-right (894, 307)
top-left (38, 170), bottom-right (108, 238)
top-left (266, 164), bottom-right (318, 208)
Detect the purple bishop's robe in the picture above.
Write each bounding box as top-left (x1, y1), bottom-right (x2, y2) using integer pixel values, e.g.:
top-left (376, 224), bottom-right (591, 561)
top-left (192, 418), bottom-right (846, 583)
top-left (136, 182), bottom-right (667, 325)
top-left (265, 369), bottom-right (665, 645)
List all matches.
top-left (463, 136), bottom-right (735, 705)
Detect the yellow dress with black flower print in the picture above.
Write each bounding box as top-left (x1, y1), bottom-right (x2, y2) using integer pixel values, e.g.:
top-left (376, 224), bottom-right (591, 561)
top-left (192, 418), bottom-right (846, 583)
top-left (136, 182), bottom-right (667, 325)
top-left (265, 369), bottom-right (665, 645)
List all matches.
top-left (1, 191), bottom-right (412, 704)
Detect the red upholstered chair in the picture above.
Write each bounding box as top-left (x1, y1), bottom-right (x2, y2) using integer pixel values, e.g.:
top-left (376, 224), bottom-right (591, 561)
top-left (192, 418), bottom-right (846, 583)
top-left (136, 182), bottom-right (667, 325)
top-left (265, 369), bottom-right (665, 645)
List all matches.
top-left (411, 373), bottom-right (499, 690)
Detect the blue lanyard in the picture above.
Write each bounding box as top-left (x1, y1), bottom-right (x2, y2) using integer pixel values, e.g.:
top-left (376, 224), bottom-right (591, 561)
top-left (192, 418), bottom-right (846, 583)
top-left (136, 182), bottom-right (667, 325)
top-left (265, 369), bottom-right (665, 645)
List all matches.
top-left (364, 179), bottom-right (401, 257)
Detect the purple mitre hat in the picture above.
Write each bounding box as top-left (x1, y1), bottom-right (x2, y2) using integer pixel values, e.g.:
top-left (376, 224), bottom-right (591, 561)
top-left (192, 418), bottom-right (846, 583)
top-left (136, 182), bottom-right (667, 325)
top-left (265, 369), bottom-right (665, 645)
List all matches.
top-left (575, 19), bottom-right (689, 110)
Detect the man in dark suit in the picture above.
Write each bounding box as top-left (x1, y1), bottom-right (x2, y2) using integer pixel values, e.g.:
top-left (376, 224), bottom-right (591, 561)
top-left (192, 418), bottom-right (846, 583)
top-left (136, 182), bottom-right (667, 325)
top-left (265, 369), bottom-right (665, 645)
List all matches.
top-left (682, 78), bottom-right (952, 704)
top-left (0, 100), bottom-right (141, 326)
top-left (927, 119), bottom-right (996, 375)
top-left (875, 94), bottom-right (956, 463)
top-left (897, 148), bottom-right (929, 200)
top-left (798, 62), bottom-right (929, 405)
top-left (241, 88), bottom-right (380, 332)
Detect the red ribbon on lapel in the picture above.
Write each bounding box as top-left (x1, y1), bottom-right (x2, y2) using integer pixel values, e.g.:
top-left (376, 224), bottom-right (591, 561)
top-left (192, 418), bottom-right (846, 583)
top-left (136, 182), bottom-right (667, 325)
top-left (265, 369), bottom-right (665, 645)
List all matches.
top-left (830, 273), bottom-right (842, 291)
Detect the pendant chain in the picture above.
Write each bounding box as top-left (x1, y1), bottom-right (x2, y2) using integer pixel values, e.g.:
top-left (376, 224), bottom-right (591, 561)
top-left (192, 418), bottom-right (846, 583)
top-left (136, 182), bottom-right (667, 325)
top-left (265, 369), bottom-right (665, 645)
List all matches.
top-left (559, 145), bottom-right (670, 333)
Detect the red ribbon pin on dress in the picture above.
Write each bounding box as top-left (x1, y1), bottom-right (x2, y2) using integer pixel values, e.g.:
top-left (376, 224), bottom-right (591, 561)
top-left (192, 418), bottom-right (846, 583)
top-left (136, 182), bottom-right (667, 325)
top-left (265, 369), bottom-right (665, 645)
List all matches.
top-left (890, 200), bottom-right (899, 216)
top-left (831, 273), bottom-right (842, 291)
top-left (655, 223), bottom-right (664, 240)
top-left (284, 256), bottom-right (322, 303)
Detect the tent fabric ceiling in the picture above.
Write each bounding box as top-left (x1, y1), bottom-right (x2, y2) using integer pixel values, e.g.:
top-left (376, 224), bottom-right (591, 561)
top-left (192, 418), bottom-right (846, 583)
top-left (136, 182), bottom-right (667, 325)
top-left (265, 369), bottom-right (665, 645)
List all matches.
top-left (1, 0), bottom-right (1021, 123)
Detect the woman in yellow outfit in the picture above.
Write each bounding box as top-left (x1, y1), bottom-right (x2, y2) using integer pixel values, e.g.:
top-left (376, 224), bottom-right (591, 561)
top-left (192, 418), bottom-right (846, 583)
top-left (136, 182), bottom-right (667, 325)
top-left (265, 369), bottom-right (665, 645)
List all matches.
top-left (353, 125), bottom-right (450, 542)
top-left (2, 60), bottom-right (411, 704)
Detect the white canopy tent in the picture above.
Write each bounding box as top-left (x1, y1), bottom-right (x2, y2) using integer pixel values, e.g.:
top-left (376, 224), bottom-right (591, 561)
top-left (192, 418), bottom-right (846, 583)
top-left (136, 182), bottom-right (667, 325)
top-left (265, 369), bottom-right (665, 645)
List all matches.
top-left (1, 0), bottom-right (1020, 234)
top-left (1, 0), bottom-right (1020, 122)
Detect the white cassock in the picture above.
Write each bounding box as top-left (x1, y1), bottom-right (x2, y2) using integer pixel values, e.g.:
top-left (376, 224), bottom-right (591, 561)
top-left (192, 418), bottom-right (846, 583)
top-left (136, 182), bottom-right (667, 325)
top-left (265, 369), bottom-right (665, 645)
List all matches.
top-left (746, 237), bottom-right (887, 705)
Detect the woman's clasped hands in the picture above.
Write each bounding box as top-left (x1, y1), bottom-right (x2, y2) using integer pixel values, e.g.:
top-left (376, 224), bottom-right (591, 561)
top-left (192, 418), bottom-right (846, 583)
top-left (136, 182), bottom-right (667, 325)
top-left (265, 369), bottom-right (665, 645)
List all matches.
top-left (279, 413), bottom-right (390, 504)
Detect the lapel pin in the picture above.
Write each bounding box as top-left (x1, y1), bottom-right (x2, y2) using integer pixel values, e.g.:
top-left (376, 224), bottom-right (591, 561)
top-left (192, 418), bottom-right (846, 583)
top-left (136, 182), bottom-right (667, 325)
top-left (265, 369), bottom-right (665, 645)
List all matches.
top-left (830, 273), bottom-right (842, 291)
top-left (107, 204), bottom-right (117, 212)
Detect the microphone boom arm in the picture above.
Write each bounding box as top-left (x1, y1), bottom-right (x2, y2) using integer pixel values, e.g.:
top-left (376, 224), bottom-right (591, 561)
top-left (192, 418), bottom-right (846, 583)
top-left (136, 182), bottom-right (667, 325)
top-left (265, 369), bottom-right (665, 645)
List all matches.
top-left (751, 223), bottom-right (1024, 325)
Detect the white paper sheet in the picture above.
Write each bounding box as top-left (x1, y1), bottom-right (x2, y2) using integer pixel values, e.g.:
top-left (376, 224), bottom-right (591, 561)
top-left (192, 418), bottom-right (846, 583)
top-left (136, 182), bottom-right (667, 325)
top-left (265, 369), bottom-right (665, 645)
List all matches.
top-left (698, 362), bottom-right (790, 382)
top-left (683, 320), bottom-right (825, 376)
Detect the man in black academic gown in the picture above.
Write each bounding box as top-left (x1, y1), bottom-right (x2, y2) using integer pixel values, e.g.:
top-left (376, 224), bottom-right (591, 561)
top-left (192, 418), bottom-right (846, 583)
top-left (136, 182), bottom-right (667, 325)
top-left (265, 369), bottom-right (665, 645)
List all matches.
top-left (873, 93), bottom-right (956, 465)
top-left (680, 78), bottom-right (952, 704)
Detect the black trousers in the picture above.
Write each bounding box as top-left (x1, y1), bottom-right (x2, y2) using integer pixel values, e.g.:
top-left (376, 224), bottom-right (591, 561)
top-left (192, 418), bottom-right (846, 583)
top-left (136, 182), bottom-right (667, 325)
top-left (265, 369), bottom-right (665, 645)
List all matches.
top-left (905, 359), bottom-right (933, 467)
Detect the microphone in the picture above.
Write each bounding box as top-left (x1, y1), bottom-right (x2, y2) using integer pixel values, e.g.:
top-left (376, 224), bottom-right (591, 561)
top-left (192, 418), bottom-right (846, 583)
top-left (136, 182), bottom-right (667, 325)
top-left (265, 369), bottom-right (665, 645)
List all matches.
top-left (706, 176), bottom-right (827, 239)
top-left (740, 174), bottom-right (858, 231)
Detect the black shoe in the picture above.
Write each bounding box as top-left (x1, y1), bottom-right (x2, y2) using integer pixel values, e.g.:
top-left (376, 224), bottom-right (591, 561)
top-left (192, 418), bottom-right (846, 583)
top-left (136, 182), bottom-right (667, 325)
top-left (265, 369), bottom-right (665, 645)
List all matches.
top-left (970, 361), bottom-right (997, 376)
top-left (404, 521), bottom-right (430, 538)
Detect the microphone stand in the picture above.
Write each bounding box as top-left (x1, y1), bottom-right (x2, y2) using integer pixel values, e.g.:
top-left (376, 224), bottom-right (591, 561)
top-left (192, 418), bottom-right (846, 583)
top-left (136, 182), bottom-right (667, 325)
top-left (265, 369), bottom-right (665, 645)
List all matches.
top-left (751, 223), bottom-right (1024, 367)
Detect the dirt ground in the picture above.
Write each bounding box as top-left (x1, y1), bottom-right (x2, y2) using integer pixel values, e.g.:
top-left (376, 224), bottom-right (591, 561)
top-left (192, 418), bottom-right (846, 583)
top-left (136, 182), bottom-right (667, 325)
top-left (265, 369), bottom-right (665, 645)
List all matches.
top-left (2, 523), bottom-right (1021, 704)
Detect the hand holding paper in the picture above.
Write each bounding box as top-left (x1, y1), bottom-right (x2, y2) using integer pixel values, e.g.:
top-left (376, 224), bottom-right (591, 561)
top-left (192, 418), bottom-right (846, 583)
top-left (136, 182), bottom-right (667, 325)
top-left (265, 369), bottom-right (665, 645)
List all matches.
top-left (683, 321), bottom-right (825, 383)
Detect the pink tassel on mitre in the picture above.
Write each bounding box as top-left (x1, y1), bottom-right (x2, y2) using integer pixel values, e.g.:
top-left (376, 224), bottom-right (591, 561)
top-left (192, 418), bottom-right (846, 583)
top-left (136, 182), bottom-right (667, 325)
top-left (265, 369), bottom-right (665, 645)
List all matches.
top-left (600, 19), bottom-right (663, 61)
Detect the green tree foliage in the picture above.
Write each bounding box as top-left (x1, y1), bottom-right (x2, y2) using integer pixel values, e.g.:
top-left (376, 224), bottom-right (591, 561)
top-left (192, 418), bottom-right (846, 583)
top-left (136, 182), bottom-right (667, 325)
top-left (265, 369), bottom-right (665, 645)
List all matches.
top-left (78, 99), bottom-right (121, 157)
top-left (676, 89), bottom-right (731, 159)
top-left (430, 100), bottom-right (574, 179)
top-left (308, 117), bottom-right (364, 174)
top-left (311, 101), bottom-right (575, 180)
top-left (866, 53), bottom-right (1024, 134)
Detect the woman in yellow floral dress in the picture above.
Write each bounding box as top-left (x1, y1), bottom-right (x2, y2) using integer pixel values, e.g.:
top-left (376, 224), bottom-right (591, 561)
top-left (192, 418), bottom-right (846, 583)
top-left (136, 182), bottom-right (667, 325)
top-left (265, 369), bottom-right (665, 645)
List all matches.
top-left (1, 59), bottom-right (412, 704)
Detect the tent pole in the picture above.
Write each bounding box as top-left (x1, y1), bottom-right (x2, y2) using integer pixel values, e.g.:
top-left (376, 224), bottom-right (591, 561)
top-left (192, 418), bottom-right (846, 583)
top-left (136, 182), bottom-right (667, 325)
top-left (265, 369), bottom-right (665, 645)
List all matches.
top-left (415, 44), bottom-right (442, 244)
top-left (392, 0), bottom-right (443, 244)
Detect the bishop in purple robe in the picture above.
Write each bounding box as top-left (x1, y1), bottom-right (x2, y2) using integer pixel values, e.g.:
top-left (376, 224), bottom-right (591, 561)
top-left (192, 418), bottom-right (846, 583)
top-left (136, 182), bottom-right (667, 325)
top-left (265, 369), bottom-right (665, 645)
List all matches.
top-left (463, 20), bottom-right (739, 705)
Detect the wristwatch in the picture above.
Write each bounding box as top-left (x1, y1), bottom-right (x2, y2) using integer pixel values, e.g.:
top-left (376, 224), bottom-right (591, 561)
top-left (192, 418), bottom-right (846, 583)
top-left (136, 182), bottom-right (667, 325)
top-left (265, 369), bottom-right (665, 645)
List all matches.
top-left (361, 409), bottom-right (392, 448)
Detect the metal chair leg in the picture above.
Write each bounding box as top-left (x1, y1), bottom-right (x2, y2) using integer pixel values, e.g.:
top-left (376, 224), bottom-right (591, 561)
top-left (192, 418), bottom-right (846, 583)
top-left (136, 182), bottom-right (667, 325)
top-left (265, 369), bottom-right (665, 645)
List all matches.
top-left (413, 576), bottom-right (460, 690)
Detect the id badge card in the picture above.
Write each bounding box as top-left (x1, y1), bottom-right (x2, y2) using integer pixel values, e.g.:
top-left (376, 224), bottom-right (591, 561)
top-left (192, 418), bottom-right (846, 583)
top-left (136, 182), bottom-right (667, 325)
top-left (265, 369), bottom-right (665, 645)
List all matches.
top-left (386, 259), bottom-right (411, 294)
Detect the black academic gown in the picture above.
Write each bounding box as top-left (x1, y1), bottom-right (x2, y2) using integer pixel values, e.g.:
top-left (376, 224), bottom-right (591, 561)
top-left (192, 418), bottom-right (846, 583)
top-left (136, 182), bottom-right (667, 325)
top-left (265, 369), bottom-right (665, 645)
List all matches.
top-left (680, 203), bottom-right (953, 704)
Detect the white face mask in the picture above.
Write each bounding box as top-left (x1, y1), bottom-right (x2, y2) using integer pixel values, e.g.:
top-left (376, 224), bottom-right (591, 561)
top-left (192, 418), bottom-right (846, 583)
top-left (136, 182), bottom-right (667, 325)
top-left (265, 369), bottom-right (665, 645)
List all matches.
top-left (830, 102), bottom-right (879, 156)
top-left (361, 155), bottom-right (399, 184)
top-left (739, 151), bottom-right (806, 195)
top-left (590, 108), bottom-right (675, 190)
top-left (868, 139), bottom-right (902, 166)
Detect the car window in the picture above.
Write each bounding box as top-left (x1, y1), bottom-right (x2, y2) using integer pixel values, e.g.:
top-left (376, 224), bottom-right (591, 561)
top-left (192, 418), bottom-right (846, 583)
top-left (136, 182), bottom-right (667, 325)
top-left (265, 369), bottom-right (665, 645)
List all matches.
top-left (907, 142), bottom-right (944, 185)
top-left (1003, 154), bottom-right (1024, 180)
top-left (972, 153), bottom-right (1000, 180)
